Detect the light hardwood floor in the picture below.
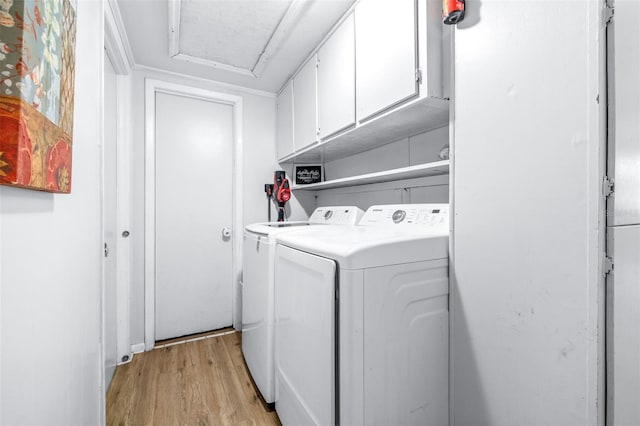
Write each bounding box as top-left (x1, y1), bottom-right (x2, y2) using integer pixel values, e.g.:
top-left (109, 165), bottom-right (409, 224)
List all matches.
top-left (107, 331), bottom-right (281, 426)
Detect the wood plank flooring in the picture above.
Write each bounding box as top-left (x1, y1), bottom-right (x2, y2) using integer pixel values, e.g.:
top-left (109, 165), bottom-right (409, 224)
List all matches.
top-left (107, 331), bottom-right (281, 426)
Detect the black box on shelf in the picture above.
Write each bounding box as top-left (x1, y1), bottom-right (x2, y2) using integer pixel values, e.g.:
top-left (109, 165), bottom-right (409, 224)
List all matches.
top-left (294, 165), bottom-right (323, 185)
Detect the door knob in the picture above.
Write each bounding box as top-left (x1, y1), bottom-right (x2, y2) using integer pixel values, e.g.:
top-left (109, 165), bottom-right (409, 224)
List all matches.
top-left (222, 227), bottom-right (232, 239)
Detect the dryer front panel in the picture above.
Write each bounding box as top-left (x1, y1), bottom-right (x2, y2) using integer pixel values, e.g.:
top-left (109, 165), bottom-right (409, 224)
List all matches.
top-left (274, 244), bottom-right (336, 426)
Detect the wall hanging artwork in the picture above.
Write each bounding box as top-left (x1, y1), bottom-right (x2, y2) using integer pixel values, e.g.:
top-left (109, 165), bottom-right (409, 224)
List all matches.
top-left (0, 0), bottom-right (76, 193)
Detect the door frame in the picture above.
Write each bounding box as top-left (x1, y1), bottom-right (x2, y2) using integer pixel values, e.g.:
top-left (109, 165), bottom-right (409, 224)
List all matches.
top-left (144, 79), bottom-right (244, 350)
top-left (104, 0), bottom-right (134, 367)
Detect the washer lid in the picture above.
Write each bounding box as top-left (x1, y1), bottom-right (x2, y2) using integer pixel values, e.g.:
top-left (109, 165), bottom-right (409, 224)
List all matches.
top-left (276, 204), bottom-right (449, 269)
top-left (276, 225), bottom-right (448, 270)
top-left (245, 206), bottom-right (363, 237)
top-left (245, 221), bottom-right (310, 237)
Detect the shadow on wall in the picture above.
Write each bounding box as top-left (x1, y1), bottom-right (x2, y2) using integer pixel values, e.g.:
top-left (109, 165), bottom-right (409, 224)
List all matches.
top-left (451, 268), bottom-right (492, 425)
top-left (283, 184), bottom-right (317, 221)
top-left (456, 0), bottom-right (481, 30)
top-left (0, 186), bottom-right (54, 214)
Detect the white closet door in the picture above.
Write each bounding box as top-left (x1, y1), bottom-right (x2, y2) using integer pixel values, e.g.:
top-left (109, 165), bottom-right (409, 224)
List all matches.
top-left (318, 13), bottom-right (355, 139)
top-left (155, 92), bottom-right (233, 341)
top-left (293, 55), bottom-right (318, 151)
top-left (355, 0), bottom-right (418, 121)
top-left (607, 225), bottom-right (640, 426)
top-left (607, 3), bottom-right (640, 425)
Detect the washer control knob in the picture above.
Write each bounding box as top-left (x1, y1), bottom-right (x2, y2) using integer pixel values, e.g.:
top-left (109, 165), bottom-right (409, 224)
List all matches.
top-left (324, 210), bottom-right (333, 220)
top-left (392, 210), bottom-right (406, 223)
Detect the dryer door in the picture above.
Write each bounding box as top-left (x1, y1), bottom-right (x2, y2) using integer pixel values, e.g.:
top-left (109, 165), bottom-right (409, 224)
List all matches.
top-left (274, 244), bottom-right (336, 426)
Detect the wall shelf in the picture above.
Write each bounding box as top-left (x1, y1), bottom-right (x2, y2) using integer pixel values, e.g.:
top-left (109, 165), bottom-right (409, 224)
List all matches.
top-left (291, 160), bottom-right (449, 191)
top-left (279, 96), bottom-right (449, 164)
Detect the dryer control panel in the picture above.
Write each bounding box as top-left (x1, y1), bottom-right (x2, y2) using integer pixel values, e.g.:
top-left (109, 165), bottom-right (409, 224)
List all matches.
top-left (359, 204), bottom-right (449, 231)
top-left (308, 206), bottom-right (364, 225)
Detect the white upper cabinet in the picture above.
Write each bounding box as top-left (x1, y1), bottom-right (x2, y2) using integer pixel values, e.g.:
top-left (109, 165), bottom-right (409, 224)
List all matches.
top-left (318, 13), bottom-right (356, 140)
top-left (276, 0), bottom-right (447, 165)
top-left (608, 0), bottom-right (640, 226)
top-left (355, 0), bottom-right (418, 122)
top-left (276, 80), bottom-right (295, 160)
top-left (293, 55), bottom-right (319, 152)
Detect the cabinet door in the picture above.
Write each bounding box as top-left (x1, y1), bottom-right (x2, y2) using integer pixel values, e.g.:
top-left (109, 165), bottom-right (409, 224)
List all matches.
top-left (608, 0), bottom-right (640, 226)
top-left (293, 55), bottom-right (318, 151)
top-left (607, 225), bottom-right (640, 426)
top-left (276, 80), bottom-right (294, 159)
top-left (355, 0), bottom-right (418, 122)
top-left (318, 13), bottom-right (355, 139)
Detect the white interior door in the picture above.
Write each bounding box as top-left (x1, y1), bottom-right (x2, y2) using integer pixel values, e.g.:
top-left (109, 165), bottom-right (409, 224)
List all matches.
top-left (103, 51), bottom-right (118, 390)
top-left (155, 92), bottom-right (234, 341)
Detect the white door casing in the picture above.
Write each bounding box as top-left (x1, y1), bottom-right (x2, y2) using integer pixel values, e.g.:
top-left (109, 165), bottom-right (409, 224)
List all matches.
top-left (103, 50), bottom-right (118, 389)
top-left (104, 0), bottom-right (133, 365)
top-left (144, 79), bottom-right (243, 349)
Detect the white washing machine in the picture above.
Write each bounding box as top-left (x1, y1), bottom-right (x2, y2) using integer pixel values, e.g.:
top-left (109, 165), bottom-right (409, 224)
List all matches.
top-left (242, 206), bottom-right (364, 404)
top-left (274, 204), bottom-right (450, 425)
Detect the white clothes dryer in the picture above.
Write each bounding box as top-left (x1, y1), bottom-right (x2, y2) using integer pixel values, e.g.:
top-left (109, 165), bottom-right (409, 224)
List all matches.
top-left (274, 204), bottom-right (450, 425)
top-left (242, 206), bottom-right (364, 403)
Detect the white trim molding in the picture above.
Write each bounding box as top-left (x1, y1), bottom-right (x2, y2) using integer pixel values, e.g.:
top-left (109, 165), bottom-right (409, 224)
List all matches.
top-left (133, 64), bottom-right (276, 98)
top-left (168, 0), bottom-right (181, 58)
top-left (144, 79), bottom-right (244, 350)
top-left (115, 73), bottom-right (133, 365)
top-left (104, 0), bottom-right (135, 73)
top-left (171, 53), bottom-right (257, 78)
top-left (104, 1), bottom-right (134, 365)
top-left (130, 343), bottom-right (146, 355)
top-left (252, 0), bottom-right (308, 77)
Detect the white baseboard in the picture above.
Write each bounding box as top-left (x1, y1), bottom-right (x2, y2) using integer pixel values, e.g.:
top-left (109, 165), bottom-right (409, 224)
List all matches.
top-left (131, 343), bottom-right (145, 354)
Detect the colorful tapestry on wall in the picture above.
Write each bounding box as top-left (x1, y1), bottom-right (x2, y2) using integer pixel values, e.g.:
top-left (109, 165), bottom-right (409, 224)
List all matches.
top-left (0, 0), bottom-right (76, 193)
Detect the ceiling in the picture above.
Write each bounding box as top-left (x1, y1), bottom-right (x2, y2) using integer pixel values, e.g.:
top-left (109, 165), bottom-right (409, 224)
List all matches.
top-left (116, 0), bottom-right (356, 93)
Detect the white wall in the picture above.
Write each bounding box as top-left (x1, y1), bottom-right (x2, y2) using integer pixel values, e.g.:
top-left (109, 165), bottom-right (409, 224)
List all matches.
top-left (128, 68), bottom-right (280, 346)
top-left (314, 126), bottom-right (449, 211)
top-left (0, 1), bottom-right (105, 424)
top-left (451, 1), bottom-right (605, 425)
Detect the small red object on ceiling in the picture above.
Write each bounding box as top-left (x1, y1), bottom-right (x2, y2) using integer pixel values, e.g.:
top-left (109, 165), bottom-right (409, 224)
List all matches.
top-left (443, 0), bottom-right (465, 25)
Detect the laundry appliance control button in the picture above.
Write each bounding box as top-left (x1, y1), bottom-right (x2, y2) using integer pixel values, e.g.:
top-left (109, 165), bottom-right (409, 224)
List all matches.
top-left (392, 210), bottom-right (406, 223)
